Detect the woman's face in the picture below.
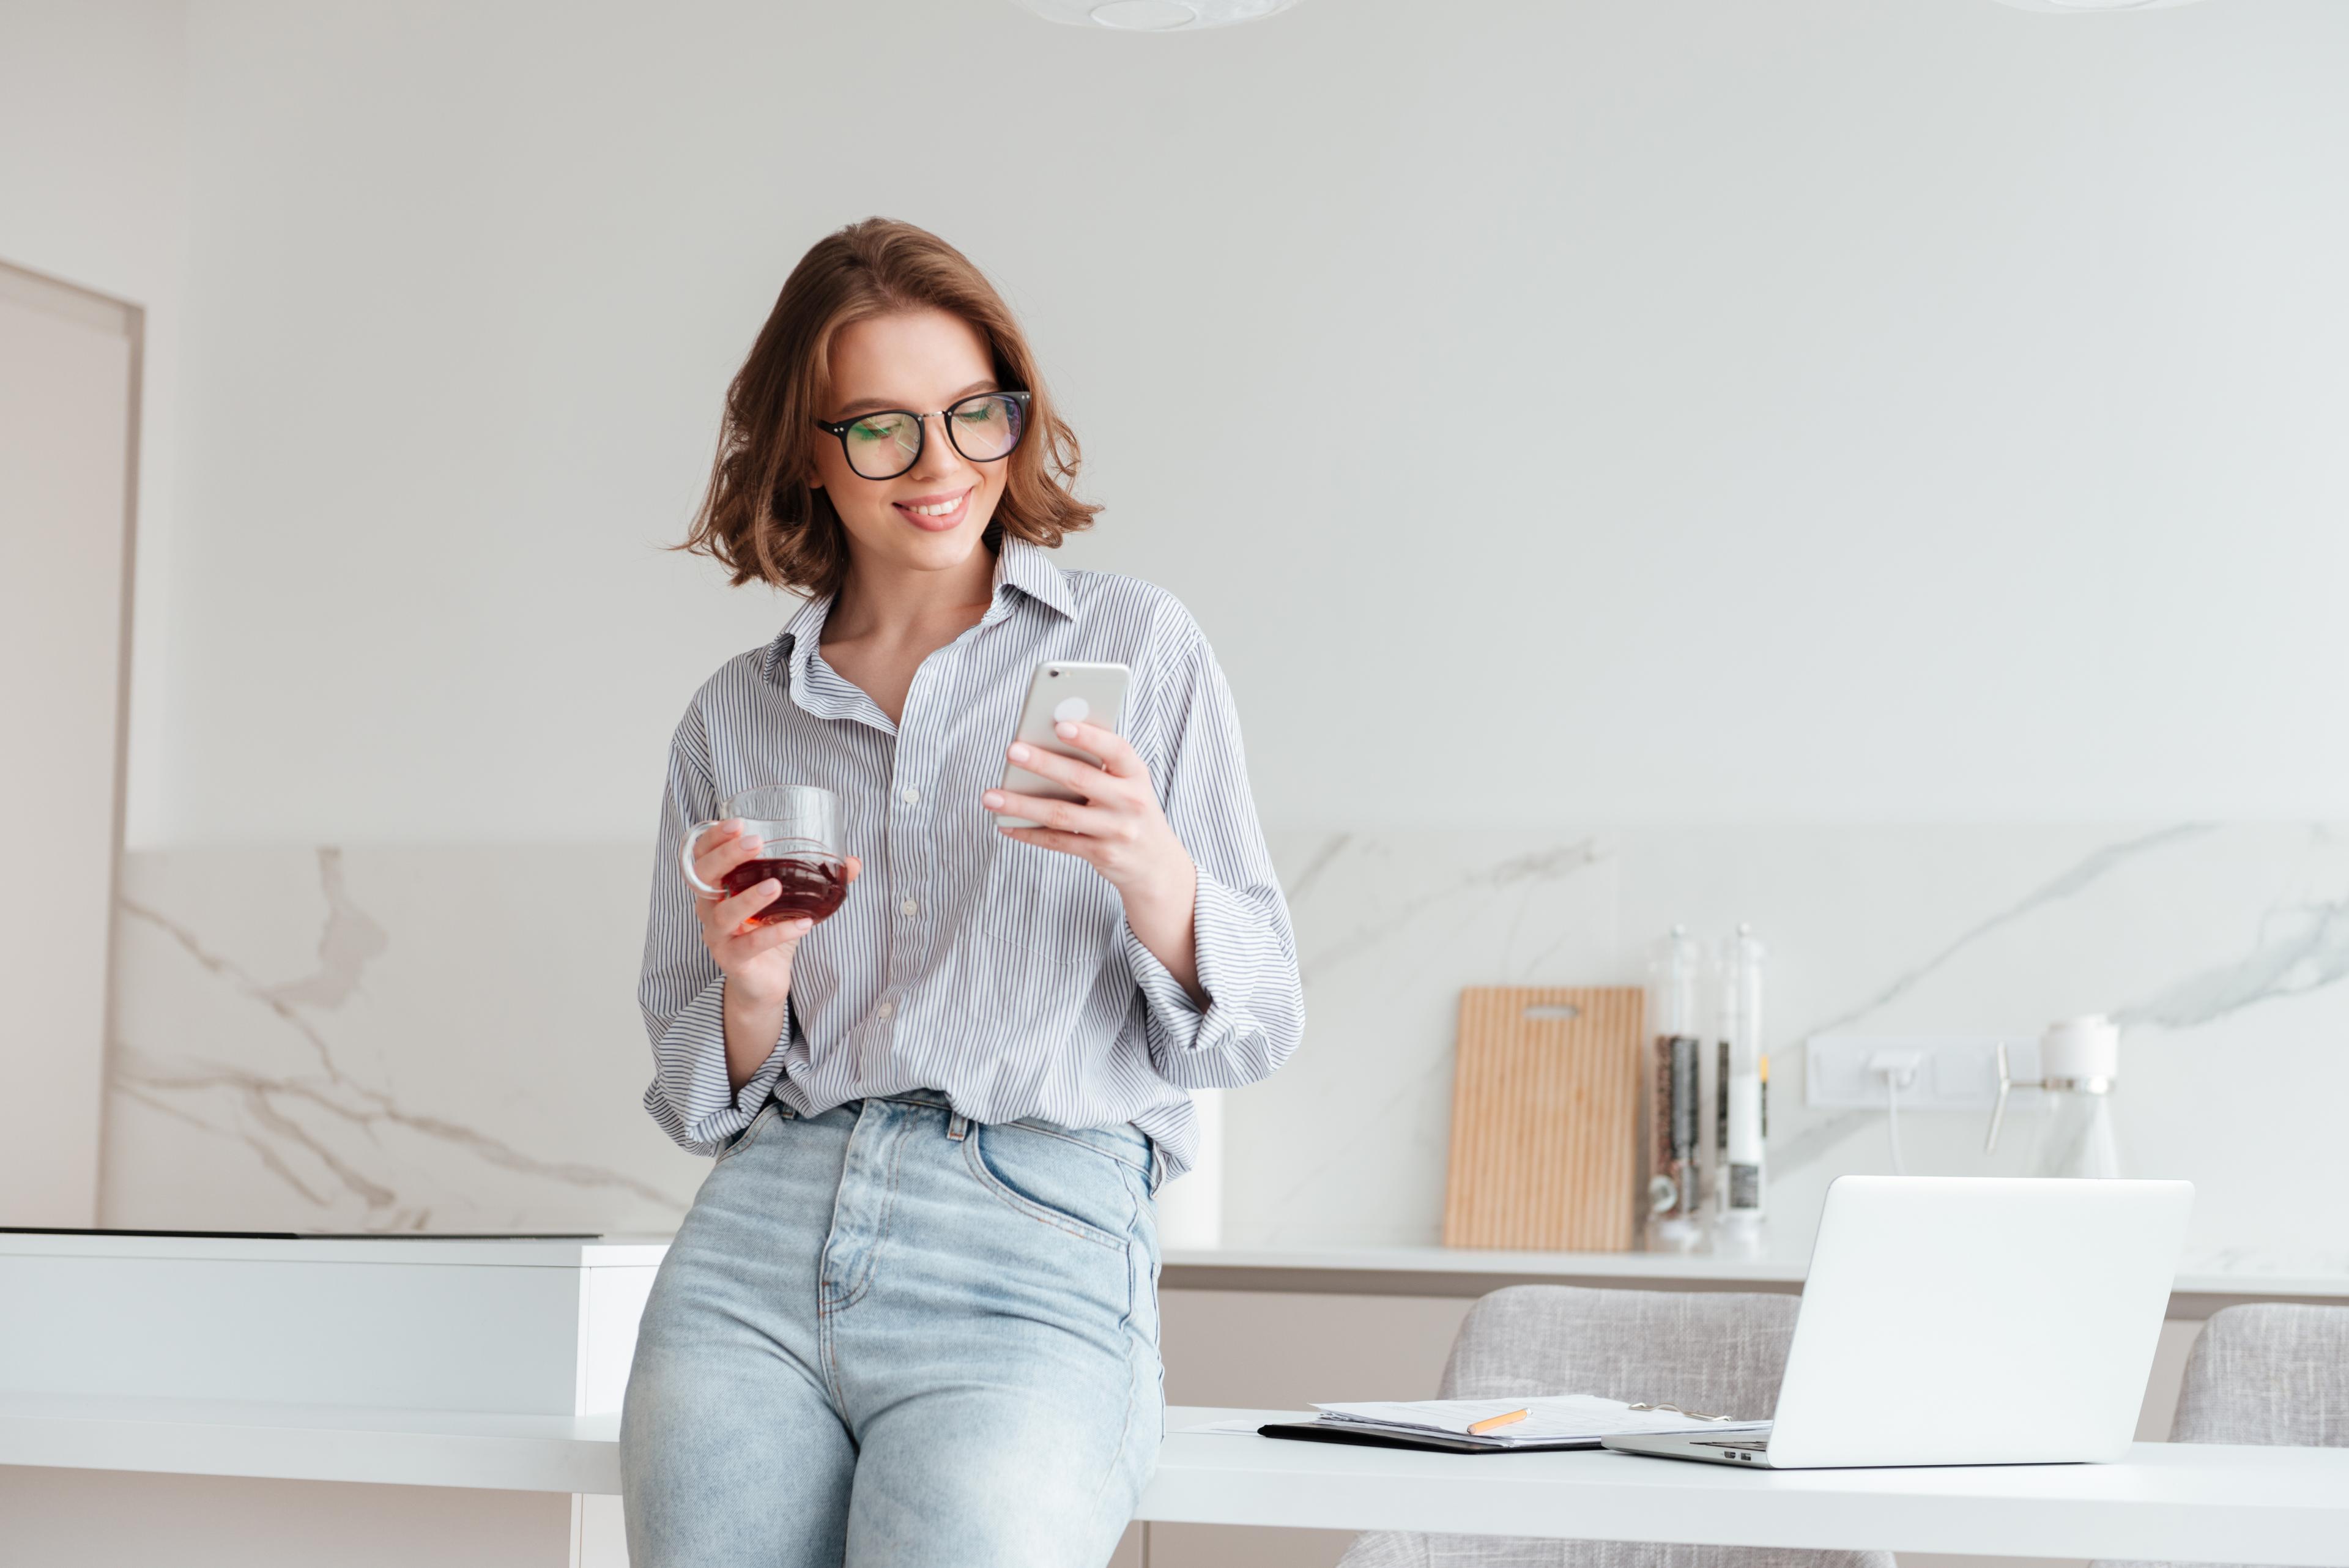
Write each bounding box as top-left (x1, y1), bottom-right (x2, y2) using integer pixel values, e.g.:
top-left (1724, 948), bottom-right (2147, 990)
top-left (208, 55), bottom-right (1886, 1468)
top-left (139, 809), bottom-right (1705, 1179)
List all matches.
top-left (811, 308), bottom-right (1011, 582)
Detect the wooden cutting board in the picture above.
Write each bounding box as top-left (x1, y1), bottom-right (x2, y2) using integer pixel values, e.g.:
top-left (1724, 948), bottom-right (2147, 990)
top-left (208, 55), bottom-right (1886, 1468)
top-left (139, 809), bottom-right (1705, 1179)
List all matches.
top-left (1442, 985), bottom-right (1645, 1252)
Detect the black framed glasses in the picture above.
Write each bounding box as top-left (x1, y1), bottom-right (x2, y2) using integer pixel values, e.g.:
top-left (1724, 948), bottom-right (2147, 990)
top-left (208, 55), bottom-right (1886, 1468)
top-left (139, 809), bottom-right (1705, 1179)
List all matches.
top-left (814, 390), bottom-right (1031, 481)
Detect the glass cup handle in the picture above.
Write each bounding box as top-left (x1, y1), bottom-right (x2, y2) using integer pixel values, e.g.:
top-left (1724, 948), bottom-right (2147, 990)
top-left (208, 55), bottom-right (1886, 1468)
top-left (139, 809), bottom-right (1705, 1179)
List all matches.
top-left (680, 819), bottom-right (724, 897)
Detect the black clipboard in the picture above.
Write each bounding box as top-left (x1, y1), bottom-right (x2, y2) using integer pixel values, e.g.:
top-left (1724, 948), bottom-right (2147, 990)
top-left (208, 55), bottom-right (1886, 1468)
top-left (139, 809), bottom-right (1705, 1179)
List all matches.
top-left (1255, 1421), bottom-right (1603, 1454)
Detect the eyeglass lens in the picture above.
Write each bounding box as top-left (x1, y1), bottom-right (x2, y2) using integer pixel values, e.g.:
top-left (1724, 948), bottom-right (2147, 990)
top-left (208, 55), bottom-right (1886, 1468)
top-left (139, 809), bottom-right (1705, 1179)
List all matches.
top-left (837, 394), bottom-right (1026, 480)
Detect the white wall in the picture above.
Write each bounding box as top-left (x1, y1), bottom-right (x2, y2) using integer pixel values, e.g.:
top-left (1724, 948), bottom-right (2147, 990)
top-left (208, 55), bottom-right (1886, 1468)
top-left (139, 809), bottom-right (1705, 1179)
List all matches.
top-left (0, 0), bottom-right (187, 842)
top-left (137, 0), bottom-right (2349, 846)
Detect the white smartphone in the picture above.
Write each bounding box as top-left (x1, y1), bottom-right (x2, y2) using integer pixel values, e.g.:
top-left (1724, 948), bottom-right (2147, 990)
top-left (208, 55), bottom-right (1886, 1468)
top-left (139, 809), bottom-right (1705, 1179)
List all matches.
top-left (996, 660), bottom-right (1132, 830)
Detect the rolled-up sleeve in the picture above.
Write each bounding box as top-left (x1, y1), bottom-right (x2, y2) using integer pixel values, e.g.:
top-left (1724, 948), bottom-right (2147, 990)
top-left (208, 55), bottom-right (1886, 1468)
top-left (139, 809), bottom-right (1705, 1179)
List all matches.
top-left (1121, 628), bottom-right (1305, 1088)
top-left (638, 702), bottom-right (790, 1155)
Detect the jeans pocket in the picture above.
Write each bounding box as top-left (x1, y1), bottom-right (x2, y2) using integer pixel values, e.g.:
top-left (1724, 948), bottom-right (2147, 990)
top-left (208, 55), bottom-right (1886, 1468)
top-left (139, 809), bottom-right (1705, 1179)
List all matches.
top-left (963, 1121), bottom-right (1132, 1251)
top-left (713, 1099), bottom-right (780, 1164)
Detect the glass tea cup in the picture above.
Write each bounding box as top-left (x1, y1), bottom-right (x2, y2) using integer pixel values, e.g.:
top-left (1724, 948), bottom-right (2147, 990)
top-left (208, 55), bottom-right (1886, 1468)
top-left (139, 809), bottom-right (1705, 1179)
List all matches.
top-left (680, 785), bottom-right (849, 927)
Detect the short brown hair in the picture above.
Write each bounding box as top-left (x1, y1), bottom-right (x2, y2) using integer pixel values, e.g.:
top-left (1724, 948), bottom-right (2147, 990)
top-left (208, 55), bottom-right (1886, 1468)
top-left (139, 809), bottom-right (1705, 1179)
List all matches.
top-left (681, 218), bottom-right (1098, 596)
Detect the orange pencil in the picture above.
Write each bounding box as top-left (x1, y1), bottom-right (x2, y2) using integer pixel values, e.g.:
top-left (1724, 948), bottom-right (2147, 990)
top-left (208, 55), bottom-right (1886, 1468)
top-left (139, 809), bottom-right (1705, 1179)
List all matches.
top-left (1466, 1406), bottom-right (1530, 1436)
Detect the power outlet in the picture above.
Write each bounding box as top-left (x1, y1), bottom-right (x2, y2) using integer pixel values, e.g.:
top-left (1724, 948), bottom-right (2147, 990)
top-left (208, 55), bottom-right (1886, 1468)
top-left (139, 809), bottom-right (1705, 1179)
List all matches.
top-left (1803, 1035), bottom-right (2040, 1111)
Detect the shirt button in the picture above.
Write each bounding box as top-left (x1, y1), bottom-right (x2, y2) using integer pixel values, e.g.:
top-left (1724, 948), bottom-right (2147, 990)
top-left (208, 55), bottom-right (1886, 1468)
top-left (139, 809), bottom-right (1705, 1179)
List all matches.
top-left (875, 1000), bottom-right (895, 1020)
top-left (900, 897), bottom-right (919, 917)
top-left (900, 786), bottom-right (919, 805)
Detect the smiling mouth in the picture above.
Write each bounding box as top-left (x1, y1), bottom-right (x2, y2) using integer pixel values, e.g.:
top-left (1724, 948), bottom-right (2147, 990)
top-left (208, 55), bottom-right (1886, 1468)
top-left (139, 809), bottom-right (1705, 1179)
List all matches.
top-left (893, 488), bottom-right (971, 530)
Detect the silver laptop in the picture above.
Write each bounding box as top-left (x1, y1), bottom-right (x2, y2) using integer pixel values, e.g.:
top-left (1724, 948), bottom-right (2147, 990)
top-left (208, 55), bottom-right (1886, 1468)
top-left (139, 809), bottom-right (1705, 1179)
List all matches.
top-left (1603, 1175), bottom-right (2192, 1470)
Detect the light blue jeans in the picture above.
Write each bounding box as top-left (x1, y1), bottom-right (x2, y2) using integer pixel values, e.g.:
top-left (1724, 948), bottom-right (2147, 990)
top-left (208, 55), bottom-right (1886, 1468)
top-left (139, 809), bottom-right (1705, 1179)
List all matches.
top-left (621, 1088), bottom-right (1165, 1567)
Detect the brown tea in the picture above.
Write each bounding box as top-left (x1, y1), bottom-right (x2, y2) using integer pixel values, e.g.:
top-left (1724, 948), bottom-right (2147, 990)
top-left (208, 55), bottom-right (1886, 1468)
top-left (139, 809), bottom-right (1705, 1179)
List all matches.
top-left (722, 855), bottom-right (848, 926)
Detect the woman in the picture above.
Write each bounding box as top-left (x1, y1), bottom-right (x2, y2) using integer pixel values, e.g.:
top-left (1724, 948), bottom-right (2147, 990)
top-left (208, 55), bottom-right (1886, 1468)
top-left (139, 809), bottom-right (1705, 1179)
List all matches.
top-left (622, 218), bottom-right (1305, 1568)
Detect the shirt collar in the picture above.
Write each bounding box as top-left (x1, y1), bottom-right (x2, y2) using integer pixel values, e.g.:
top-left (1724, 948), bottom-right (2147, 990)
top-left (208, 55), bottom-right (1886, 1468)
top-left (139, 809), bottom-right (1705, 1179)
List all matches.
top-left (993, 535), bottom-right (1077, 621)
top-left (760, 588), bottom-right (835, 689)
top-left (758, 535), bottom-right (1075, 689)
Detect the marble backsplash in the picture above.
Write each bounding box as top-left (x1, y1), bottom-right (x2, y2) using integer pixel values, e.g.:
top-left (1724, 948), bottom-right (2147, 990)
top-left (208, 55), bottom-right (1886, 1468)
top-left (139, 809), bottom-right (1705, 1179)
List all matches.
top-left (106, 845), bottom-right (706, 1233)
top-left (1243, 824), bottom-right (2349, 1266)
top-left (104, 825), bottom-right (2349, 1265)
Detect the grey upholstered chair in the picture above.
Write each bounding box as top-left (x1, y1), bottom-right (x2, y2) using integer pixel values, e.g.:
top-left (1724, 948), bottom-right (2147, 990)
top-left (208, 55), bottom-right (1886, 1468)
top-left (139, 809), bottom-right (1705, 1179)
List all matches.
top-left (1335, 1285), bottom-right (1894, 1568)
top-left (2091, 1301), bottom-right (2349, 1568)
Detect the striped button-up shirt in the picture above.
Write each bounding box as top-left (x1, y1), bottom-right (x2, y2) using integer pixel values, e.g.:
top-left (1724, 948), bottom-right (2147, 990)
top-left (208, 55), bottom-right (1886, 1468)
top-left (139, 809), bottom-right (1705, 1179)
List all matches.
top-left (639, 538), bottom-right (1304, 1180)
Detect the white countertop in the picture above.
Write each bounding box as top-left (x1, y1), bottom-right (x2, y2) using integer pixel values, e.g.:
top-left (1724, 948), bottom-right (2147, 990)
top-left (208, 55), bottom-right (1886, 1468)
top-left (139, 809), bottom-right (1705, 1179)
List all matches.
top-left (1162, 1245), bottom-right (1809, 1283)
top-left (0, 1231), bottom-right (661, 1417)
top-left (13, 1230), bottom-right (2342, 1302)
top-left (8, 1397), bottom-right (2347, 1564)
top-left (0, 1232), bottom-right (671, 1268)
top-left (14, 1231), bottom-right (2340, 1300)
top-left (1157, 1243), bottom-right (2349, 1302)
top-left (0, 1391), bottom-right (621, 1493)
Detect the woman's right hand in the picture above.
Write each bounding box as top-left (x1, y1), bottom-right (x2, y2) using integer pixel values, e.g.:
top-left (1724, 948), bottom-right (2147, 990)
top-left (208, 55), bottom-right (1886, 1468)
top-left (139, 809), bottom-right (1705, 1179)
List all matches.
top-left (687, 820), bottom-right (861, 1006)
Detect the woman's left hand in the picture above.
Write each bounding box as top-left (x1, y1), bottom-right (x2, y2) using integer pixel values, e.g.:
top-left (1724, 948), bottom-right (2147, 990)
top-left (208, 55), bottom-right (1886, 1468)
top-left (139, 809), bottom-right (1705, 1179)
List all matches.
top-left (983, 721), bottom-right (1193, 902)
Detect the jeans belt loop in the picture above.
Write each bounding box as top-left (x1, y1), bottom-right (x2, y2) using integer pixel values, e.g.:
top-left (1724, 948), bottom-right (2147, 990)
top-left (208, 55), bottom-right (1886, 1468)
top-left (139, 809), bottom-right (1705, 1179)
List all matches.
top-left (947, 1110), bottom-right (970, 1142)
